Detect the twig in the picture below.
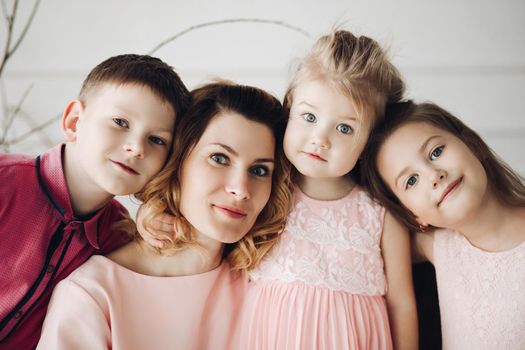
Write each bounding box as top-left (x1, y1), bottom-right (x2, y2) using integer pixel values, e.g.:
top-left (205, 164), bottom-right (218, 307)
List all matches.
top-left (5, 112), bottom-right (60, 146)
top-left (0, 83), bottom-right (32, 143)
top-left (148, 18), bottom-right (310, 55)
top-left (9, 0), bottom-right (41, 56)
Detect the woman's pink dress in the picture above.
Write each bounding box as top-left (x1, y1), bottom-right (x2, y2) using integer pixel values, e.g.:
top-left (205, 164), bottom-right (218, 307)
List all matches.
top-left (240, 186), bottom-right (392, 349)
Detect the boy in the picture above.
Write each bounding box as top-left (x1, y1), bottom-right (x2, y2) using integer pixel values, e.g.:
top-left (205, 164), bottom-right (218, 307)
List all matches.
top-left (0, 54), bottom-right (189, 349)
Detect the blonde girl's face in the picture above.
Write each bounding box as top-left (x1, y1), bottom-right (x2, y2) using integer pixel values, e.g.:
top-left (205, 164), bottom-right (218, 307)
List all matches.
top-left (283, 80), bottom-right (370, 179)
top-left (377, 121), bottom-right (488, 229)
top-left (178, 111), bottom-right (275, 244)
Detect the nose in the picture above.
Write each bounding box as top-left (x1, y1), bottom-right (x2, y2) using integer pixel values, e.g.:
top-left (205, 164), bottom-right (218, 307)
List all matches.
top-left (123, 139), bottom-right (145, 159)
top-left (225, 170), bottom-right (250, 200)
top-left (310, 129), bottom-right (330, 150)
top-left (430, 168), bottom-right (447, 188)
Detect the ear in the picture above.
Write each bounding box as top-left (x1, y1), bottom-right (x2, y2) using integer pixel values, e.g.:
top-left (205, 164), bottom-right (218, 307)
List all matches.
top-left (61, 99), bottom-right (83, 142)
top-left (415, 216), bottom-right (430, 231)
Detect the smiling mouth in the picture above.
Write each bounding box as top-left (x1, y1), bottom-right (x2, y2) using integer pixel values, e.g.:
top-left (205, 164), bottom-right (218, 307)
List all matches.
top-left (213, 205), bottom-right (247, 219)
top-left (111, 160), bottom-right (139, 175)
top-left (438, 176), bottom-right (463, 206)
top-left (303, 151), bottom-right (327, 162)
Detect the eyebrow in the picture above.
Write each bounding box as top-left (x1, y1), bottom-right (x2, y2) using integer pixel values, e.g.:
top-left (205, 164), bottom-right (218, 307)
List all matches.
top-left (211, 143), bottom-right (274, 163)
top-left (393, 135), bottom-right (440, 189)
top-left (295, 101), bottom-right (359, 122)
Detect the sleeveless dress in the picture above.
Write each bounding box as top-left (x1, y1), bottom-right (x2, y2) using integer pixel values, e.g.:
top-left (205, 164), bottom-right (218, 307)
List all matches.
top-left (433, 229), bottom-right (525, 349)
top-left (240, 185), bottom-right (392, 349)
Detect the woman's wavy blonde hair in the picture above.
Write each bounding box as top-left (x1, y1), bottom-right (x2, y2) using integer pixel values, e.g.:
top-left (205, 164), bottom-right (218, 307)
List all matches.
top-left (134, 81), bottom-right (293, 271)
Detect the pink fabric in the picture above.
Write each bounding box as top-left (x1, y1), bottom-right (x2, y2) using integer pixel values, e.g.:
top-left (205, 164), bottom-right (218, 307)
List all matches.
top-left (0, 145), bottom-right (128, 349)
top-left (240, 186), bottom-right (392, 349)
top-left (37, 256), bottom-right (248, 350)
top-left (433, 229), bottom-right (525, 349)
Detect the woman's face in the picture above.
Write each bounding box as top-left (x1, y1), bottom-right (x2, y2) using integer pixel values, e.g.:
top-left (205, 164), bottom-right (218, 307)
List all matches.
top-left (179, 111), bottom-right (275, 243)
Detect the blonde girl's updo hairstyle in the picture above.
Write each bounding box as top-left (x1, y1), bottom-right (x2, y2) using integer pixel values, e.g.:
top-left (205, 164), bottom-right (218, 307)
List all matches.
top-left (284, 30), bottom-right (405, 181)
top-left (136, 81), bottom-right (293, 271)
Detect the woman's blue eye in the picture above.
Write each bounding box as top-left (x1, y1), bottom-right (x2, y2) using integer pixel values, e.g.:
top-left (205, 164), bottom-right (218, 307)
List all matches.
top-left (211, 154), bottom-right (228, 165)
top-left (336, 123), bottom-right (352, 134)
top-left (149, 136), bottom-right (166, 146)
top-left (250, 166), bottom-right (270, 177)
top-left (113, 118), bottom-right (129, 128)
top-left (430, 146), bottom-right (444, 160)
top-left (406, 175), bottom-right (418, 189)
top-left (302, 113), bottom-right (316, 123)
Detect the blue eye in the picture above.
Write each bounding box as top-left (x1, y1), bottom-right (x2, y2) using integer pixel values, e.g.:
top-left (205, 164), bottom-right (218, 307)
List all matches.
top-left (211, 154), bottom-right (229, 165)
top-left (302, 113), bottom-right (316, 123)
top-left (149, 136), bottom-right (167, 146)
top-left (113, 118), bottom-right (129, 128)
top-left (336, 123), bottom-right (352, 134)
top-left (430, 146), bottom-right (444, 160)
top-left (406, 175), bottom-right (418, 189)
top-left (249, 165), bottom-right (270, 177)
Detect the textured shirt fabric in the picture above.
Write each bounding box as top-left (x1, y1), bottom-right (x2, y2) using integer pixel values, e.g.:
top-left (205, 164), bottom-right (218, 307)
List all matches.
top-left (433, 228), bottom-right (525, 349)
top-left (240, 185), bottom-right (392, 349)
top-left (37, 256), bottom-right (248, 350)
top-left (0, 144), bottom-right (129, 349)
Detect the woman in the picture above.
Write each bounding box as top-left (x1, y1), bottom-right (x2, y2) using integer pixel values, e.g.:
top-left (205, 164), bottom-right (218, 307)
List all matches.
top-left (37, 82), bottom-right (292, 350)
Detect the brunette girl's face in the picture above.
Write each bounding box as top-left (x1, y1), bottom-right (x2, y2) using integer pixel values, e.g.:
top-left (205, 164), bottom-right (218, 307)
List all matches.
top-left (178, 111), bottom-right (275, 243)
top-left (377, 121), bottom-right (488, 229)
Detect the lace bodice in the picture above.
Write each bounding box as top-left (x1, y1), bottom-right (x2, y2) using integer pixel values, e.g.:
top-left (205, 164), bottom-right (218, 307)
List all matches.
top-left (434, 229), bottom-right (525, 349)
top-left (250, 186), bottom-right (387, 295)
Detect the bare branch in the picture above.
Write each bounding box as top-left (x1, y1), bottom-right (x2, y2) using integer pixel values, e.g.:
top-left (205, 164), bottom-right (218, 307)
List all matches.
top-left (9, 0), bottom-right (41, 56)
top-left (0, 0), bottom-right (17, 76)
top-left (0, 83), bottom-right (32, 143)
top-left (148, 18), bottom-right (310, 55)
top-left (7, 112), bottom-right (60, 146)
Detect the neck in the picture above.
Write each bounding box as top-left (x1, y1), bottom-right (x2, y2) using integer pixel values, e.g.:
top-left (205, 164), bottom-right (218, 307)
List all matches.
top-left (297, 174), bottom-right (355, 200)
top-left (63, 145), bottom-right (113, 216)
top-left (449, 193), bottom-right (525, 251)
top-left (109, 235), bottom-right (225, 277)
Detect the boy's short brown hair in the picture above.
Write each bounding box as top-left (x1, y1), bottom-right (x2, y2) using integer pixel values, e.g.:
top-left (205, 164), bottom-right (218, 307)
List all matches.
top-left (79, 54), bottom-right (189, 118)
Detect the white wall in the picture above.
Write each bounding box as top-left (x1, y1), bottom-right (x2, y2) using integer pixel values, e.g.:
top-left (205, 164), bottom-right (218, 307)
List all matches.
top-left (2, 0), bottom-right (524, 217)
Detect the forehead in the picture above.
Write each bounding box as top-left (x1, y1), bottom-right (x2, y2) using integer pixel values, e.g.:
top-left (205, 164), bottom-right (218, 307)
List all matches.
top-left (292, 80), bottom-right (358, 118)
top-left (196, 111), bottom-right (275, 152)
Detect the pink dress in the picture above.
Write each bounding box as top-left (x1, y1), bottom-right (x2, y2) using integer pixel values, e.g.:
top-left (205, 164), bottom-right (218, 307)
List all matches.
top-left (37, 256), bottom-right (247, 350)
top-left (240, 186), bottom-right (392, 349)
top-left (433, 229), bottom-right (525, 349)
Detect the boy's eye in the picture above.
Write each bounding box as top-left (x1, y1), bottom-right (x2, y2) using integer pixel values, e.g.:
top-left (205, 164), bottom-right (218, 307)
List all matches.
top-left (406, 175), bottom-right (418, 189)
top-left (430, 146), bottom-right (444, 160)
top-left (149, 136), bottom-right (167, 146)
top-left (249, 165), bottom-right (270, 177)
top-left (113, 118), bottom-right (129, 128)
top-left (336, 123), bottom-right (352, 134)
top-left (302, 113), bottom-right (316, 123)
top-left (210, 153), bottom-right (229, 165)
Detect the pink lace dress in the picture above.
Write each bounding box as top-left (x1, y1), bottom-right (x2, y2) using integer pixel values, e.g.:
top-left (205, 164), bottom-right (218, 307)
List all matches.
top-left (433, 229), bottom-right (525, 349)
top-left (240, 186), bottom-right (392, 349)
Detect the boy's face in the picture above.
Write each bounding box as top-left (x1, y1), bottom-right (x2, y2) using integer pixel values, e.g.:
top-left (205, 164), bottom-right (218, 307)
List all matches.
top-left (377, 121), bottom-right (488, 229)
top-left (284, 80), bottom-right (370, 179)
top-left (69, 83), bottom-right (175, 197)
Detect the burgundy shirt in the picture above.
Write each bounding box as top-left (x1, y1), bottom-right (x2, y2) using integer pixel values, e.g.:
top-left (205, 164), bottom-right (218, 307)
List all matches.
top-left (0, 144), bottom-right (129, 349)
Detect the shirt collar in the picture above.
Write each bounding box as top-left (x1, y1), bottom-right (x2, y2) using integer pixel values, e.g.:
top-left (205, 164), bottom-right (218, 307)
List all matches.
top-left (37, 144), bottom-right (104, 248)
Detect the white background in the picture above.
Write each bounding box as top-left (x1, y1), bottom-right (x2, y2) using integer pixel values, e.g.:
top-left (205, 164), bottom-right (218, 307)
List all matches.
top-left (2, 0), bottom-right (524, 217)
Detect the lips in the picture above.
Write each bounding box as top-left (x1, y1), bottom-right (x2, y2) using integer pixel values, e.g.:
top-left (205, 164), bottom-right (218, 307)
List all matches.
top-left (213, 204), bottom-right (247, 219)
top-left (303, 151), bottom-right (327, 162)
top-left (111, 160), bottom-right (139, 175)
top-left (438, 176), bottom-right (463, 206)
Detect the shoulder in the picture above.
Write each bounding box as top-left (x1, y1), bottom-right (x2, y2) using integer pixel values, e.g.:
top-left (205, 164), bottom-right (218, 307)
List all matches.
top-left (0, 152), bottom-right (36, 178)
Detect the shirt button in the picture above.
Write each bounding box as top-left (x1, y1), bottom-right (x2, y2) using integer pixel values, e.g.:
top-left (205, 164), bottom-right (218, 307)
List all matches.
top-left (14, 311), bottom-right (23, 319)
top-left (46, 265), bottom-right (55, 273)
